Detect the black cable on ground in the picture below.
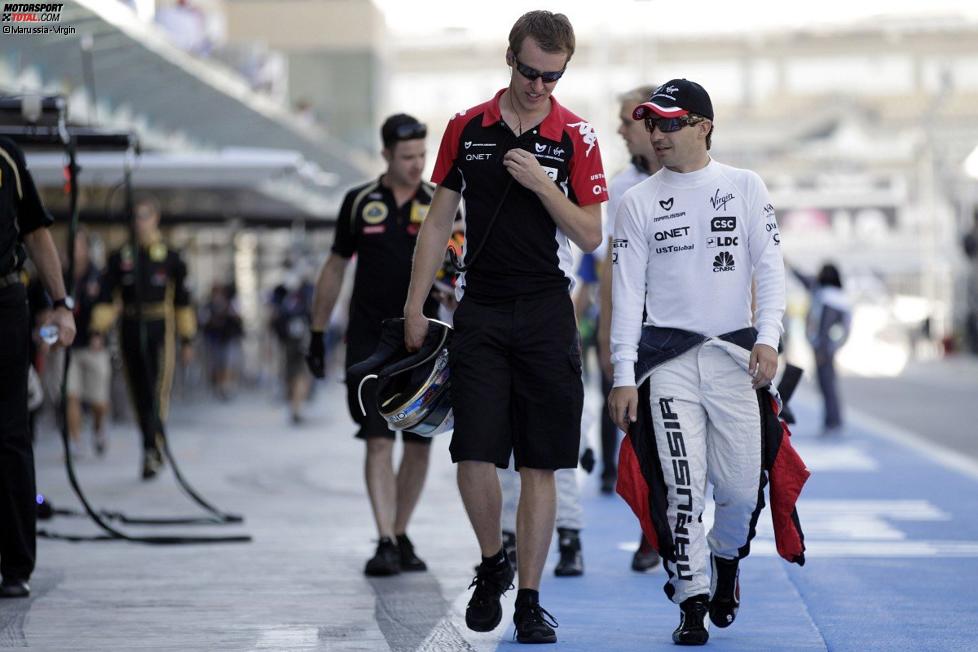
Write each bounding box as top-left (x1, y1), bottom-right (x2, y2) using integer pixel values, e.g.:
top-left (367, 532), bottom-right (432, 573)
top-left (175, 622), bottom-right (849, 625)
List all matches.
top-left (12, 98), bottom-right (251, 543)
top-left (120, 151), bottom-right (245, 526)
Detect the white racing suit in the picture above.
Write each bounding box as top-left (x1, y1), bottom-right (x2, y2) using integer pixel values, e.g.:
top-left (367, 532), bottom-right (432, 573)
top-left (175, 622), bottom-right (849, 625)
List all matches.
top-left (647, 337), bottom-right (761, 603)
top-left (500, 465), bottom-right (583, 533)
top-left (610, 159), bottom-right (788, 604)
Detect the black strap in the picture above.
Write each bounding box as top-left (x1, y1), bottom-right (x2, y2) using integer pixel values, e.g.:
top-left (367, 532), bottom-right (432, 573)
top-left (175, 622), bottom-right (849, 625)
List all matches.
top-left (449, 176), bottom-right (514, 274)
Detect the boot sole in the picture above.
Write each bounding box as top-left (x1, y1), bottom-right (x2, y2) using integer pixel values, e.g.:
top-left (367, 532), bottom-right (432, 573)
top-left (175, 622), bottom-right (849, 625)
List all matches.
top-left (673, 632), bottom-right (709, 646)
top-left (554, 568), bottom-right (583, 577)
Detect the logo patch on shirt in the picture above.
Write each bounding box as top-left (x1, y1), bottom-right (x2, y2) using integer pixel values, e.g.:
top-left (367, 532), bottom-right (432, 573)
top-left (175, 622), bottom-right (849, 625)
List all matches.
top-left (410, 201), bottom-right (429, 224)
top-left (710, 216), bottom-right (736, 232)
top-left (362, 201), bottom-right (389, 225)
top-left (535, 143), bottom-right (548, 154)
top-left (710, 189), bottom-right (735, 211)
top-left (363, 225), bottom-right (386, 235)
top-left (659, 197), bottom-right (674, 211)
top-left (611, 238), bottom-right (628, 265)
top-left (712, 251), bottom-right (735, 272)
top-left (541, 166), bottom-right (558, 181)
top-left (707, 236), bottom-right (738, 248)
top-left (149, 243), bottom-right (167, 262)
top-left (567, 121), bottom-right (598, 157)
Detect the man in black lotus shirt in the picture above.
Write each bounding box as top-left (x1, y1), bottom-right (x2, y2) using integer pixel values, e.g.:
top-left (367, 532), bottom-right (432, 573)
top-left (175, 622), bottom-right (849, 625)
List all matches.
top-left (91, 199), bottom-right (196, 480)
top-left (307, 114), bottom-right (449, 577)
top-left (0, 135), bottom-right (76, 599)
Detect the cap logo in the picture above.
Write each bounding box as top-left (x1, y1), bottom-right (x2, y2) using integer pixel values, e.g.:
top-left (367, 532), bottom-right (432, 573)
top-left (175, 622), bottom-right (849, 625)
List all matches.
top-left (665, 85), bottom-right (679, 93)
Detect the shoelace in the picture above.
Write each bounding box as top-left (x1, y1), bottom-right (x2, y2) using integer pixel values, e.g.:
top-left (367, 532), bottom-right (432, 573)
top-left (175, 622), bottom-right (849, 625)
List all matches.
top-left (467, 566), bottom-right (513, 603)
top-left (513, 604), bottom-right (560, 636)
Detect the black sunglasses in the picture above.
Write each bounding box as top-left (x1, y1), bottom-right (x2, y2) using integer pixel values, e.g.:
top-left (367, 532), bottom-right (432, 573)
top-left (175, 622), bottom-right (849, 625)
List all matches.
top-left (513, 55), bottom-right (565, 84)
top-left (393, 122), bottom-right (427, 140)
top-left (644, 115), bottom-right (705, 133)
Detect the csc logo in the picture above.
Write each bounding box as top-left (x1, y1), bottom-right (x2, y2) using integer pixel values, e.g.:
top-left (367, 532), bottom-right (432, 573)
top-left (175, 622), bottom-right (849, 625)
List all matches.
top-left (711, 217), bottom-right (736, 232)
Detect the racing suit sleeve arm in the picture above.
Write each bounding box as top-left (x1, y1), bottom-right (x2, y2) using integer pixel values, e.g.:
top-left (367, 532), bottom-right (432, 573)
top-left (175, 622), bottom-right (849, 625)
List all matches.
top-left (747, 174), bottom-right (785, 351)
top-left (172, 254), bottom-right (197, 341)
top-left (610, 196), bottom-right (648, 387)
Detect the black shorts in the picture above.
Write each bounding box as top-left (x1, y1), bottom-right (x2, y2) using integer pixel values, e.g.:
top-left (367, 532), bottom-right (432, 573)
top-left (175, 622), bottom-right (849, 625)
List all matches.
top-left (345, 336), bottom-right (431, 445)
top-left (449, 292), bottom-right (583, 470)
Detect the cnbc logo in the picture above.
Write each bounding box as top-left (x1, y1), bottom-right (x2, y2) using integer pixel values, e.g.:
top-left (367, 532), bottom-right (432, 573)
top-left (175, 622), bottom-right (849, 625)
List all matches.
top-left (712, 251), bottom-right (735, 272)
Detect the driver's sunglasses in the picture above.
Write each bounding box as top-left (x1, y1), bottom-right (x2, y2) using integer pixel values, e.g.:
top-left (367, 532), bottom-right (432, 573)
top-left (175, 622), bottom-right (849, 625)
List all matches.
top-left (513, 55), bottom-right (565, 84)
top-left (394, 122), bottom-right (427, 140)
top-left (644, 114), bottom-right (706, 133)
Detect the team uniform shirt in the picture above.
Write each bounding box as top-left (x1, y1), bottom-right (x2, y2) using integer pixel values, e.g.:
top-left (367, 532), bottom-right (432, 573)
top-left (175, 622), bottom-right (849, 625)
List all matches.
top-left (0, 136), bottom-right (53, 276)
top-left (332, 176), bottom-right (440, 350)
top-left (601, 160), bottom-right (650, 258)
top-left (100, 243), bottom-right (192, 315)
top-left (432, 88), bottom-right (608, 302)
top-left (610, 159), bottom-right (785, 387)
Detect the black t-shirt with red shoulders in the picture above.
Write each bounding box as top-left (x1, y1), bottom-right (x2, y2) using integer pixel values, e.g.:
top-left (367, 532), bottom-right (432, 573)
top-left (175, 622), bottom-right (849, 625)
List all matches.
top-left (432, 89), bottom-right (608, 303)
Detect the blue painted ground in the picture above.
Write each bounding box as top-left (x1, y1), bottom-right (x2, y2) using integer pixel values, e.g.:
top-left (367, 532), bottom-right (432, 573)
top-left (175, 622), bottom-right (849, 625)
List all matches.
top-left (491, 398), bottom-right (978, 651)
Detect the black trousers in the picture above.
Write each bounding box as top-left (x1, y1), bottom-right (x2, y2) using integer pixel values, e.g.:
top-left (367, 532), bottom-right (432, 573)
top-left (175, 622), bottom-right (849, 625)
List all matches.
top-left (816, 354), bottom-right (842, 429)
top-left (600, 371), bottom-right (618, 479)
top-left (121, 318), bottom-right (173, 451)
top-left (0, 283), bottom-right (35, 581)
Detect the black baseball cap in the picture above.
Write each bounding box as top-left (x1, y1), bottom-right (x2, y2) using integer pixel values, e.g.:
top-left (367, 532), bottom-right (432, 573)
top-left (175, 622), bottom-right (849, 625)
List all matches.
top-left (632, 79), bottom-right (714, 121)
top-left (381, 113), bottom-right (427, 148)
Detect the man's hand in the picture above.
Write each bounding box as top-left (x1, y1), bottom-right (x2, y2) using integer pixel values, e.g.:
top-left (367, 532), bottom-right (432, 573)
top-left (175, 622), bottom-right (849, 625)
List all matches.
top-left (306, 330), bottom-right (326, 378)
top-left (404, 311), bottom-right (428, 352)
top-left (502, 148), bottom-right (552, 194)
top-left (748, 343), bottom-right (778, 389)
top-left (608, 385), bottom-right (639, 432)
top-left (48, 308), bottom-right (76, 348)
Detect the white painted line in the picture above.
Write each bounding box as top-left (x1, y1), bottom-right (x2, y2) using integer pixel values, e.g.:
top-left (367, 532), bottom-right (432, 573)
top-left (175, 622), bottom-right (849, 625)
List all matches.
top-left (418, 580), bottom-right (516, 652)
top-left (791, 443), bottom-right (879, 472)
top-left (845, 407), bottom-right (978, 481)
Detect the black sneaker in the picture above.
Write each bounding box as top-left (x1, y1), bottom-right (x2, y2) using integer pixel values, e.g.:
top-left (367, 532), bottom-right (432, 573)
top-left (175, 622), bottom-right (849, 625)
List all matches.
top-left (396, 534), bottom-right (427, 572)
top-left (0, 579), bottom-right (30, 599)
top-left (709, 554), bottom-right (740, 628)
top-left (364, 537), bottom-right (401, 576)
top-left (631, 533), bottom-right (661, 572)
top-left (464, 555), bottom-right (514, 632)
top-left (553, 528), bottom-right (583, 577)
top-left (503, 530), bottom-right (518, 570)
top-left (513, 597), bottom-right (558, 644)
top-left (141, 445), bottom-right (164, 480)
top-left (673, 594), bottom-right (710, 646)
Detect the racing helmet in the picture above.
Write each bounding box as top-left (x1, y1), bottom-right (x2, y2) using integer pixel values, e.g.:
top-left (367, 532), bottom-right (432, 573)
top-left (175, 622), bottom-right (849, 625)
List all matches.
top-left (347, 318), bottom-right (454, 437)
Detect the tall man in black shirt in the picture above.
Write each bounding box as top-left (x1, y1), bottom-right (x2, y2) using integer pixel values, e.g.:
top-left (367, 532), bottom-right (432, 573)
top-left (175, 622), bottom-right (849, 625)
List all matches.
top-left (307, 114), bottom-right (445, 577)
top-left (91, 199), bottom-right (196, 480)
top-left (0, 136), bottom-right (76, 598)
top-left (403, 11), bottom-right (607, 644)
